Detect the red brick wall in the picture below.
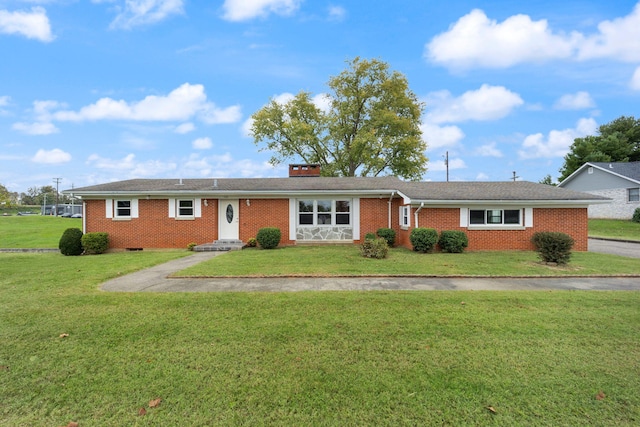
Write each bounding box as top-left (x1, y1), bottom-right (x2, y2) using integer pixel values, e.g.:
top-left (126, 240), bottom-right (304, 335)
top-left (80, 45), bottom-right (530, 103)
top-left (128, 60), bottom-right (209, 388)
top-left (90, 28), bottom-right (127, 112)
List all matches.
top-left (239, 198), bottom-right (293, 245)
top-left (85, 198), bottom-right (589, 251)
top-left (85, 199), bottom-right (217, 249)
top-left (410, 207), bottom-right (588, 251)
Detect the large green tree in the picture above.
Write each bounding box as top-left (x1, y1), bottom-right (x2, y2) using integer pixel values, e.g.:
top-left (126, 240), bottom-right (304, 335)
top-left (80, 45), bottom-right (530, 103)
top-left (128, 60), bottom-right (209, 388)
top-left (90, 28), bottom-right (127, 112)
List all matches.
top-left (251, 58), bottom-right (427, 180)
top-left (559, 115), bottom-right (640, 181)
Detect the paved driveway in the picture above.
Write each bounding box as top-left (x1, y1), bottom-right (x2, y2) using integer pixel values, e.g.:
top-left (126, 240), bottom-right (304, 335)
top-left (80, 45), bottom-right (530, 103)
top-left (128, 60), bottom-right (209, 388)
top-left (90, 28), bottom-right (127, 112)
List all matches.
top-left (588, 238), bottom-right (640, 258)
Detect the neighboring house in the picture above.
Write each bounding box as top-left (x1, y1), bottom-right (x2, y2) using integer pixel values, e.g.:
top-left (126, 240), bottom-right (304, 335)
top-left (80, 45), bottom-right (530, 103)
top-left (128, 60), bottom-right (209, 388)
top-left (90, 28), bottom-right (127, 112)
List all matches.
top-left (65, 165), bottom-right (608, 252)
top-left (559, 162), bottom-right (640, 219)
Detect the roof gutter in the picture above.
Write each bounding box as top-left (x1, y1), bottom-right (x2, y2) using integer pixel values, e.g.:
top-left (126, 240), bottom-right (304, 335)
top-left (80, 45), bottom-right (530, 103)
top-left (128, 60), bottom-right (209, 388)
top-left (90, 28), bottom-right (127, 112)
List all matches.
top-left (414, 202), bottom-right (424, 228)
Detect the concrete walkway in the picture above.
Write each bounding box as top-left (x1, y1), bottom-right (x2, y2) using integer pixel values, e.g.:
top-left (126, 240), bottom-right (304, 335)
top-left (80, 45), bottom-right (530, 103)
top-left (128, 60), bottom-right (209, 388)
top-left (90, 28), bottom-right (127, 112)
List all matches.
top-left (100, 241), bottom-right (640, 292)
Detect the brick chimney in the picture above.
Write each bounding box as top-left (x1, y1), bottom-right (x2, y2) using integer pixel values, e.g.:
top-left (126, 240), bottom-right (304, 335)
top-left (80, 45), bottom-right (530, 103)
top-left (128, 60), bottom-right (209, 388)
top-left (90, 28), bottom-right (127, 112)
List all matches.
top-left (289, 164), bottom-right (321, 177)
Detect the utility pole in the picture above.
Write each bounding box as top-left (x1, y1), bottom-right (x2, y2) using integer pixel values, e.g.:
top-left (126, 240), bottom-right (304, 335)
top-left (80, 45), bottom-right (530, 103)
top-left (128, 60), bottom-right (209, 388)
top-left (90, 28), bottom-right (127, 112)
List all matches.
top-left (444, 151), bottom-right (449, 182)
top-left (53, 178), bottom-right (62, 216)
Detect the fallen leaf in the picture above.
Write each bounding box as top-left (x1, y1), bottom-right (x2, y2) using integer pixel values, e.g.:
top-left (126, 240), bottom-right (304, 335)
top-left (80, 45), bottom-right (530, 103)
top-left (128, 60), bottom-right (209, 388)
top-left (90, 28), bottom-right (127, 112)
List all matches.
top-left (138, 407), bottom-right (147, 416)
top-left (486, 406), bottom-right (497, 414)
top-left (461, 301), bottom-right (466, 305)
top-left (59, 333), bottom-right (69, 338)
top-left (596, 390), bottom-right (606, 400)
top-left (149, 398), bottom-right (162, 408)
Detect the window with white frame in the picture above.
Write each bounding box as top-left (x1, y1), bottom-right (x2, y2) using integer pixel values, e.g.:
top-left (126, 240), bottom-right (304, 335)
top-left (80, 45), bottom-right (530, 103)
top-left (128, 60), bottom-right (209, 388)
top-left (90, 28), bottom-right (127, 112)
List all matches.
top-left (177, 199), bottom-right (194, 217)
top-left (628, 188), bottom-right (639, 202)
top-left (469, 209), bottom-right (521, 226)
top-left (298, 199), bottom-right (351, 226)
top-left (400, 205), bottom-right (410, 228)
top-left (115, 200), bottom-right (132, 218)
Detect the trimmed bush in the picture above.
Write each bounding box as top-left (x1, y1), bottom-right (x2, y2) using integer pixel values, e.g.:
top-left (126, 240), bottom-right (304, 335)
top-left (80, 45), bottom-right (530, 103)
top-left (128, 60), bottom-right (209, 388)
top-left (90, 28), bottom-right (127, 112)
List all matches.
top-left (376, 228), bottom-right (396, 247)
top-left (438, 230), bottom-right (468, 253)
top-left (187, 242), bottom-right (197, 251)
top-left (360, 237), bottom-right (389, 259)
top-left (633, 207), bottom-right (640, 223)
top-left (256, 227), bottom-right (281, 249)
top-left (59, 228), bottom-right (83, 256)
top-left (364, 232), bottom-right (377, 241)
top-left (81, 232), bottom-right (109, 254)
top-left (410, 228), bottom-right (438, 253)
top-left (246, 237), bottom-right (257, 248)
top-left (531, 231), bottom-right (575, 264)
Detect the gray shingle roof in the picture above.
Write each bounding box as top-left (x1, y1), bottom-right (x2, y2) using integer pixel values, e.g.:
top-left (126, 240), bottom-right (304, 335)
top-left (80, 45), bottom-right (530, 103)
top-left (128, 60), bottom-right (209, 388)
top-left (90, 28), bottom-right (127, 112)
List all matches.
top-left (67, 177), bottom-right (607, 203)
top-left (589, 162), bottom-right (640, 182)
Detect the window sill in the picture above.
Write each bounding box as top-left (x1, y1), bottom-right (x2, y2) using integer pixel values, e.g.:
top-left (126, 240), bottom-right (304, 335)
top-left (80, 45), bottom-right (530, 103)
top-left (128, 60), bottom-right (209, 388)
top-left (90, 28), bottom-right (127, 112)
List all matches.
top-left (112, 217), bottom-right (132, 221)
top-left (467, 225), bottom-right (525, 230)
top-left (175, 217), bottom-right (195, 221)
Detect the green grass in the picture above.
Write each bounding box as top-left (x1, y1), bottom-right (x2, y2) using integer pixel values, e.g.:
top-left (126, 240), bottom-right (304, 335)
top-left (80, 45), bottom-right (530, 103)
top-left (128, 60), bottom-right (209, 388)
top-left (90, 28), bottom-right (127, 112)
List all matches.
top-left (0, 215), bottom-right (82, 248)
top-left (589, 218), bottom-right (640, 241)
top-left (177, 245), bottom-right (640, 277)
top-left (1, 251), bottom-right (639, 426)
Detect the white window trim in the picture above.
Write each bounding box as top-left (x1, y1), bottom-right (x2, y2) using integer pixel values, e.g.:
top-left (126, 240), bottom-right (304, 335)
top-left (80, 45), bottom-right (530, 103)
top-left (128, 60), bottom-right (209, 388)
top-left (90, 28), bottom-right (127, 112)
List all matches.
top-left (399, 205), bottom-right (410, 229)
top-left (461, 207), bottom-right (531, 230)
top-left (169, 198), bottom-right (201, 219)
top-left (297, 199), bottom-right (352, 227)
top-left (628, 188), bottom-right (640, 203)
top-left (107, 198), bottom-right (138, 220)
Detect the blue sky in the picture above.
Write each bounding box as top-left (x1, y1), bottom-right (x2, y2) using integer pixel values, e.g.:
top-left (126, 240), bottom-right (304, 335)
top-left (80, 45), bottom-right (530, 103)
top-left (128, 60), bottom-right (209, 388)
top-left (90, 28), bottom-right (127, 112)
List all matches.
top-left (1, 0), bottom-right (639, 194)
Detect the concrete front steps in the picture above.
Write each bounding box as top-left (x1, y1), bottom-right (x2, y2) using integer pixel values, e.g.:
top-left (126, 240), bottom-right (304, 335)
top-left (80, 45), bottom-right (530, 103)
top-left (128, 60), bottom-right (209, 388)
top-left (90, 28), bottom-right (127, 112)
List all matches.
top-left (194, 240), bottom-right (244, 252)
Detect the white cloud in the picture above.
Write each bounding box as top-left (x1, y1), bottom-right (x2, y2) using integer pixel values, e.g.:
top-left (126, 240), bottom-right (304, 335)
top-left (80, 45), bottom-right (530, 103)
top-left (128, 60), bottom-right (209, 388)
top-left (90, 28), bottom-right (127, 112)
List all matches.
top-left (475, 142), bottom-right (503, 157)
top-left (426, 4), bottom-right (640, 70)
top-left (426, 9), bottom-right (578, 69)
top-left (0, 95), bottom-right (9, 106)
top-left (222, 0), bottom-right (301, 22)
top-left (420, 122), bottom-right (465, 150)
top-left (577, 3), bottom-right (640, 62)
top-left (328, 5), bottom-right (346, 21)
top-left (12, 121), bottom-right (59, 135)
top-left (86, 153), bottom-right (177, 177)
top-left (32, 148), bottom-right (71, 164)
top-left (429, 157), bottom-right (466, 172)
top-left (192, 137), bottom-right (213, 150)
top-left (109, 0), bottom-right (184, 30)
top-left (518, 117), bottom-right (598, 159)
top-left (180, 152), bottom-right (277, 178)
top-left (241, 117), bottom-right (254, 138)
top-left (174, 122), bottom-right (195, 134)
top-left (50, 83), bottom-right (241, 124)
top-left (0, 7), bottom-right (54, 42)
top-left (553, 91), bottom-right (595, 110)
top-left (425, 84), bottom-right (523, 124)
top-left (631, 66), bottom-right (640, 90)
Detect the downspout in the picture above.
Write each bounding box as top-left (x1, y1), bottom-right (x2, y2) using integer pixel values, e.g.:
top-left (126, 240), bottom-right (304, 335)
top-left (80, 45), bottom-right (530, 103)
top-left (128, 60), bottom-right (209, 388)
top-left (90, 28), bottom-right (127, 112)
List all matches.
top-left (414, 202), bottom-right (424, 228)
top-left (387, 191), bottom-right (396, 229)
top-left (82, 201), bottom-right (87, 234)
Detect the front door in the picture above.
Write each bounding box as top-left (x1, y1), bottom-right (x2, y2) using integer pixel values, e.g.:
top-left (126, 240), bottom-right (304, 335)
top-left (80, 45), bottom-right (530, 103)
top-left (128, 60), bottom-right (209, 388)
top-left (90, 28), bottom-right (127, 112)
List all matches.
top-left (218, 199), bottom-right (239, 240)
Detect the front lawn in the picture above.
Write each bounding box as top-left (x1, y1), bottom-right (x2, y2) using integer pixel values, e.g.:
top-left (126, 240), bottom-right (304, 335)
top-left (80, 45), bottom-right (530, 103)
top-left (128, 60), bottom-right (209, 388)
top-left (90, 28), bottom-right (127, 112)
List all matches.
top-left (1, 252), bottom-right (639, 426)
top-left (589, 218), bottom-right (640, 241)
top-left (0, 215), bottom-right (82, 248)
top-left (176, 245), bottom-right (640, 277)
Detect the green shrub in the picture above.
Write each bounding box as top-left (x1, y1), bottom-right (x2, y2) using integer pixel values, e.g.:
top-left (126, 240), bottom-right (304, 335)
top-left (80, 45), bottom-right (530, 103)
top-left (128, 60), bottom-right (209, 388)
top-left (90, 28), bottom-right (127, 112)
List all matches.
top-left (256, 227), bottom-right (281, 249)
top-left (246, 237), bottom-right (257, 248)
top-left (410, 228), bottom-right (438, 253)
top-left (376, 228), bottom-right (396, 247)
top-left (187, 242), bottom-right (197, 251)
top-left (530, 231), bottom-right (575, 264)
top-left (59, 228), bottom-right (83, 256)
top-left (438, 230), bottom-right (468, 253)
top-left (81, 232), bottom-right (109, 254)
top-left (633, 208), bottom-right (640, 223)
top-left (360, 237), bottom-right (389, 259)
top-left (364, 232), bottom-right (377, 240)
